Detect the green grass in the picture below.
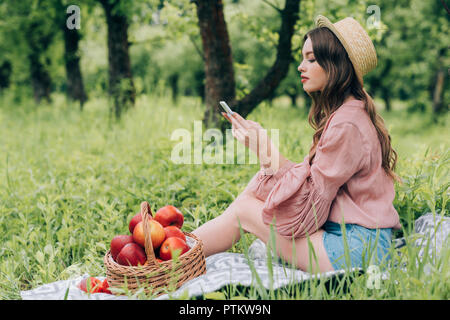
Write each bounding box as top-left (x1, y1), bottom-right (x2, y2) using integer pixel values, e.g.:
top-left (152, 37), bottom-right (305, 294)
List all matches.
top-left (0, 92), bottom-right (448, 299)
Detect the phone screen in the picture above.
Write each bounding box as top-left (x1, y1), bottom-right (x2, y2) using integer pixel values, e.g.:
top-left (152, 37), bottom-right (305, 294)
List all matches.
top-left (219, 101), bottom-right (234, 116)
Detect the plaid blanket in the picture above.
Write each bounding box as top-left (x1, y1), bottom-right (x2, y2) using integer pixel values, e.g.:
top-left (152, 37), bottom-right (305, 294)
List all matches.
top-left (20, 212), bottom-right (449, 300)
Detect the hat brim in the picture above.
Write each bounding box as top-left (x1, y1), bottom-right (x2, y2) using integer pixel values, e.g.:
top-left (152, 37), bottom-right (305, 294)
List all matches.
top-left (314, 15), bottom-right (364, 85)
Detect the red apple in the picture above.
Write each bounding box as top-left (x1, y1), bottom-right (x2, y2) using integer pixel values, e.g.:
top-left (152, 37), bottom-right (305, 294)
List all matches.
top-left (100, 278), bottom-right (112, 294)
top-left (132, 220), bottom-right (166, 249)
top-left (164, 226), bottom-right (186, 242)
top-left (132, 221), bottom-right (145, 247)
top-left (78, 277), bottom-right (102, 293)
top-left (110, 235), bottom-right (134, 261)
top-left (116, 243), bottom-right (146, 266)
top-left (129, 213), bottom-right (142, 234)
top-left (159, 237), bottom-right (190, 261)
top-left (129, 211), bottom-right (152, 234)
top-left (154, 205), bottom-right (184, 228)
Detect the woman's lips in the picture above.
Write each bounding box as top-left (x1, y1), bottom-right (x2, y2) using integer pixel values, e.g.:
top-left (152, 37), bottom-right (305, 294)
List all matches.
top-left (301, 77), bottom-right (309, 83)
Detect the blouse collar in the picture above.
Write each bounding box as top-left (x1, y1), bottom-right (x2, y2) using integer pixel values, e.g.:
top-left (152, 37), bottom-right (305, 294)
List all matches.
top-left (341, 99), bottom-right (365, 108)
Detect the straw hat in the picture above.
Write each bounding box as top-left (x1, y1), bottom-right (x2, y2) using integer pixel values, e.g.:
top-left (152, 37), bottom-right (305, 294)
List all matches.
top-left (314, 15), bottom-right (377, 85)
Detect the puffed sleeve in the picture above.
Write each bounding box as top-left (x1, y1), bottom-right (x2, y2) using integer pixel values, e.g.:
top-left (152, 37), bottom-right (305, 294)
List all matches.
top-left (245, 159), bottom-right (299, 202)
top-left (250, 122), bottom-right (369, 239)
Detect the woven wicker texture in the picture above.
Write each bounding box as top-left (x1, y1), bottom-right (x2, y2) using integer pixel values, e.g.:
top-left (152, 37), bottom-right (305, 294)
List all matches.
top-left (104, 201), bottom-right (207, 296)
top-left (315, 15), bottom-right (377, 85)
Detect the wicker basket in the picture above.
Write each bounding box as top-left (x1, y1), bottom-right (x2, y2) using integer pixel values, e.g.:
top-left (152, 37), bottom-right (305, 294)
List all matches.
top-left (104, 201), bottom-right (207, 296)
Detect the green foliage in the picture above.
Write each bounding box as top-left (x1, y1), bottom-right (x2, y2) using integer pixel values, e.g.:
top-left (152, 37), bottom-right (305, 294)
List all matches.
top-left (365, 0), bottom-right (450, 111)
top-left (1, 0), bottom-right (447, 114)
top-left (0, 0), bottom-right (448, 300)
top-left (0, 93), bottom-right (448, 299)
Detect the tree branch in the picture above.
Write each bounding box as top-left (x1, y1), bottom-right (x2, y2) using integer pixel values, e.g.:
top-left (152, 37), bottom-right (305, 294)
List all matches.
top-left (235, 0), bottom-right (301, 117)
top-left (262, 0), bottom-right (282, 14)
top-left (188, 34), bottom-right (205, 62)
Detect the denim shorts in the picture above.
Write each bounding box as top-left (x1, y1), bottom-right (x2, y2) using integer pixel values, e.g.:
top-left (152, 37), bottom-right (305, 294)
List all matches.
top-left (322, 221), bottom-right (393, 271)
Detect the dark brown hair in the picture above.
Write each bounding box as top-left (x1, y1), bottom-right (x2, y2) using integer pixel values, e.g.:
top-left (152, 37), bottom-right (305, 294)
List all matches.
top-left (304, 27), bottom-right (400, 182)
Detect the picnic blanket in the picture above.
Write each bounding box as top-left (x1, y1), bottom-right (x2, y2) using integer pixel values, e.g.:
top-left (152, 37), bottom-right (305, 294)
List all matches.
top-left (20, 212), bottom-right (449, 300)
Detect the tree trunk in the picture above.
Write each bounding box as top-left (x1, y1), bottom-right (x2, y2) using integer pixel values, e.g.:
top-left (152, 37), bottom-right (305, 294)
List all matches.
top-left (365, 33), bottom-right (392, 113)
top-left (302, 88), bottom-right (312, 113)
top-left (194, 0), bottom-right (236, 129)
top-left (194, 0), bottom-right (301, 130)
top-left (0, 60), bottom-right (12, 90)
top-left (194, 69), bottom-right (205, 102)
top-left (99, 0), bottom-right (135, 119)
top-left (288, 92), bottom-right (297, 107)
top-left (26, 21), bottom-right (53, 104)
top-left (56, 0), bottom-right (88, 110)
top-left (381, 88), bottom-right (391, 112)
top-left (168, 73), bottom-right (179, 104)
top-left (431, 48), bottom-right (448, 118)
top-left (432, 67), bottom-right (446, 115)
top-left (63, 26), bottom-right (88, 110)
top-left (28, 52), bottom-right (52, 104)
top-left (234, 0), bottom-right (300, 118)
top-left (380, 59), bottom-right (392, 112)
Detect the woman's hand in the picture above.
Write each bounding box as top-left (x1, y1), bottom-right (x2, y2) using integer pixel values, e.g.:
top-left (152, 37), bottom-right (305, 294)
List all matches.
top-left (221, 111), bottom-right (280, 169)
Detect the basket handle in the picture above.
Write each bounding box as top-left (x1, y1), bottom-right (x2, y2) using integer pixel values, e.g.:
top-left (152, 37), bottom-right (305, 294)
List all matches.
top-left (140, 201), bottom-right (157, 266)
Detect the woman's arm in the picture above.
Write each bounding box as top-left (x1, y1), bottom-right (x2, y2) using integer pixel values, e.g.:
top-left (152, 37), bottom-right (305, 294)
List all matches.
top-left (222, 112), bottom-right (287, 172)
top-left (260, 146), bottom-right (289, 175)
top-left (260, 122), bottom-right (369, 238)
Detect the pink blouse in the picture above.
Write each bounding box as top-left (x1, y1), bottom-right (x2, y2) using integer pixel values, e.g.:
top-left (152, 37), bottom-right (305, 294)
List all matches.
top-left (247, 99), bottom-right (401, 239)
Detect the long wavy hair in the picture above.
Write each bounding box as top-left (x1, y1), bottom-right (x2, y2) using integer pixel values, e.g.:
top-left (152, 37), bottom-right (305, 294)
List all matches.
top-left (304, 27), bottom-right (400, 182)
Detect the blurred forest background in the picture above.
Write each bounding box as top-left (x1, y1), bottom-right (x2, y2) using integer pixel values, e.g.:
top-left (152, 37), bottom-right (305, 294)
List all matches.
top-left (0, 0), bottom-right (448, 124)
top-left (0, 0), bottom-right (449, 300)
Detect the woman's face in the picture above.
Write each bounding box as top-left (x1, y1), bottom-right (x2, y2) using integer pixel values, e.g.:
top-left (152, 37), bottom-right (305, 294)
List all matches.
top-left (297, 37), bottom-right (327, 93)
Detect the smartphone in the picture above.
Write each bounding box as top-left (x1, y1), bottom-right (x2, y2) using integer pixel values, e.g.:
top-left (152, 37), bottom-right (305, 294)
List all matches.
top-left (219, 101), bottom-right (234, 117)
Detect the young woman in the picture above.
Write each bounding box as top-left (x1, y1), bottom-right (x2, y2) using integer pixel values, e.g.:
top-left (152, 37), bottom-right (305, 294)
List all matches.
top-left (192, 15), bottom-right (401, 273)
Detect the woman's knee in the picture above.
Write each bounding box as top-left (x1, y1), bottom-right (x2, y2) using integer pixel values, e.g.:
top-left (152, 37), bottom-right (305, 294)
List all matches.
top-left (226, 193), bottom-right (263, 230)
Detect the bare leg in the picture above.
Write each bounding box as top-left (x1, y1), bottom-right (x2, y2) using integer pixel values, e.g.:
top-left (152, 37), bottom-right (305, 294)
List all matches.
top-left (191, 191), bottom-right (250, 257)
top-left (192, 190), bottom-right (334, 273)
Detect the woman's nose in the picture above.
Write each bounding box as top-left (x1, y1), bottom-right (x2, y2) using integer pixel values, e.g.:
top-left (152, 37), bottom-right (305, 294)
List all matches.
top-left (297, 62), bottom-right (305, 73)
